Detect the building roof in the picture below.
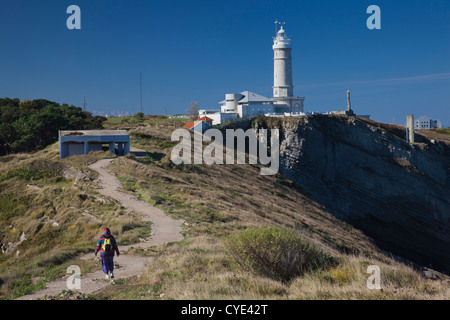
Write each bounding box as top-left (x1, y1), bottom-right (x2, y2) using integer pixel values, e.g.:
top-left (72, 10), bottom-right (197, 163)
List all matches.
top-left (59, 130), bottom-right (129, 137)
top-left (219, 91), bottom-right (272, 104)
top-left (197, 116), bottom-right (213, 121)
top-left (183, 121), bottom-right (196, 129)
top-left (239, 91), bottom-right (272, 103)
top-left (183, 119), bottom-right (212, 130)
top-left (184, 116), bottom-right (213, 129)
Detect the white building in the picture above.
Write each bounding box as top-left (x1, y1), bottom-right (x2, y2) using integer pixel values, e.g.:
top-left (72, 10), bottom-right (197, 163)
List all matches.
top-left (414, 116), bottom-right (442, 129)
top-left (201, 23), bottom-right (305, 125)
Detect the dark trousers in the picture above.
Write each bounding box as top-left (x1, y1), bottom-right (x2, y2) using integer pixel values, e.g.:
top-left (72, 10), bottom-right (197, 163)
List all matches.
top-left (101, 255), bottom-right (114, 274)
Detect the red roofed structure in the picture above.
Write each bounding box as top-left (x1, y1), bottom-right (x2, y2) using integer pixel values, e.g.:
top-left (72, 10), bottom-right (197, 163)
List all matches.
top-left (183, 121), bottom-right (196, 129)
top-left (182, 117), bottom-right (212, 133)
top-left (197, 116), bottom-right (213, 122)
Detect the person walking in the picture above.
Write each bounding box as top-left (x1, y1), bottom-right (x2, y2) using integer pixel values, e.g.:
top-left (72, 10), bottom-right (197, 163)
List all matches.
top-left (94, 227), bottom-right (120, 279)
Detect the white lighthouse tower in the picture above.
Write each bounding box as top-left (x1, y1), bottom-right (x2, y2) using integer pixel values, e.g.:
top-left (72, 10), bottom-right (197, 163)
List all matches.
top-left (273, 24), bottom-right (293, 98)
top-left (202, 22), bottom-right (305, 125)
top-left (272, 22), bottom-right (304, 113)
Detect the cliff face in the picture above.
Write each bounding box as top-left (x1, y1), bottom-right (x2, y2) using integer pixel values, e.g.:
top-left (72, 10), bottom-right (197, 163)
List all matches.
top-left (257, 115), bottom-right (450, 274)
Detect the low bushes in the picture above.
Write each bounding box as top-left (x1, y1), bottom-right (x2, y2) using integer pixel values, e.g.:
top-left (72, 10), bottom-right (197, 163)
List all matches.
top-left (0, 160), bottom-right (64, 182)
top-left (224, 226), bottom-right (337, 283)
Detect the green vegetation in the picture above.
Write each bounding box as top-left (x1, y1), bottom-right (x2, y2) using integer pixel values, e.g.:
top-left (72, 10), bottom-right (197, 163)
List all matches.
top-left (99, 116), bottom-right (449, 300)
top-left (0, 98), bottom-right (106, 156)
top-left (102, 114), bottom-right (187, 128)
top-left (0, 114), bottom-right (448, 300)
top-left (134, 112), bottom-right (144, 120)
top-left (130, 132), bottom-right (177, 150)
top-left (0, 159), bottom-right (64, 182)
top-left (436, 128), bottom-right (450, 135)
top-left (0, 144), bottom-right (150, 299)
top-left (224, 226), bottom-right (337, 282)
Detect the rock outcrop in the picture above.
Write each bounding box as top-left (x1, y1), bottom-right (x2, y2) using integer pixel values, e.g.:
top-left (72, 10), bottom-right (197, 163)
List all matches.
top-left (256, 115), bottom-right (450, 274)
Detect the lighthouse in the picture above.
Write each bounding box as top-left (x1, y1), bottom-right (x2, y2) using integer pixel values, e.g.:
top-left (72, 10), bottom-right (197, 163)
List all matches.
top-left (273, 24), bottom-right (293, 98)
top-left (203, 22), bottom-right (305, 125)
top-left (272, 22), bottom-right (304, 113)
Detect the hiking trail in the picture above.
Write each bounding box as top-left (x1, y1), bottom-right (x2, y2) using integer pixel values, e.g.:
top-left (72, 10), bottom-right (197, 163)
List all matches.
top-left (17, 157), bottom-right (184, 300)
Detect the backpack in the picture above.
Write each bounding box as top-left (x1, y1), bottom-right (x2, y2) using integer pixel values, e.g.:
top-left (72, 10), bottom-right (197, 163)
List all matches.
top-left (102, 237), bottom-right (113, 252)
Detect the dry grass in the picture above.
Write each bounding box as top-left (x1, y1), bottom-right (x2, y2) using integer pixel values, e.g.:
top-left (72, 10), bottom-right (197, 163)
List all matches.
top-left (288, 255), bottom-right (450, 300)
top-left (108, 142), bottom-right (384, 262)
top-left (97, 117), bottom-right (449, 300)
top-left (416, 128), bottom-right (450, 144)
top-left (1, 116), bottom-right (449, 300)
top-left (99, 234), bottom-right (449, 300)
top-left (357, 117), bottom-right (450, 145)
top-left (0, 144), bottom-right (150, 299)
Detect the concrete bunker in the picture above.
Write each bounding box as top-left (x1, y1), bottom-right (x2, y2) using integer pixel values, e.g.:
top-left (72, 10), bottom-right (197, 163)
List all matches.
top-left (59, 130), bottom-right (130, 159)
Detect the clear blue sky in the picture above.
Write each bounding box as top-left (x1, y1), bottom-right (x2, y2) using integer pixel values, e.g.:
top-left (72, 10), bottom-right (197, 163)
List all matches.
top-left (1, 0), bottom-right (449, 125)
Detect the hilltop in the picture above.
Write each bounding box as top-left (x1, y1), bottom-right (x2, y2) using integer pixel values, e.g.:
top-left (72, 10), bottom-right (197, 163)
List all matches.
top-left (0, 115), bottom-right (448, 300)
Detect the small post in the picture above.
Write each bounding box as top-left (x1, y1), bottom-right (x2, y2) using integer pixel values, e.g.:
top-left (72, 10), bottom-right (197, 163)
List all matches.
top-left (140, 72), bottom-right (143, 114)
top-left (406, 114), bottom-right (415, 143)
top-left (347, 90), bottom-right (351, 111)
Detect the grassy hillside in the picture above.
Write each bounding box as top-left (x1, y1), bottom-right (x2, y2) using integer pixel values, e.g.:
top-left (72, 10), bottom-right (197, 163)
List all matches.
top-left (357, 117), bottom-right (450, 145)
top-left (0, 115), bottom-right (448, 300)
top-left (0, 146), bottom-right (150, 299)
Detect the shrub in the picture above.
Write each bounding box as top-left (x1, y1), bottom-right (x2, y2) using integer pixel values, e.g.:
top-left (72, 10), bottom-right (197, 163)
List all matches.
top-left (0, 160), bottom-right (64, 181)
top-left (157, 141), bottom-right (178, 149)
top-left (134, 112), bottom-right (145, 120)
top-left (224, 226), bottom-right (336, 283)
top-left (436, 128), bottom-right (450, 135)
top-left (130, 131), bottom-right (154, 140)
top-left (329, 265), bottom-right (355, 286)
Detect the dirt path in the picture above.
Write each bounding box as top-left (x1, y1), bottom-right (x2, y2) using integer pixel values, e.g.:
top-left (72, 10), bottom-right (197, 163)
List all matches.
top-left (17, 158), bottom-right (184, 300)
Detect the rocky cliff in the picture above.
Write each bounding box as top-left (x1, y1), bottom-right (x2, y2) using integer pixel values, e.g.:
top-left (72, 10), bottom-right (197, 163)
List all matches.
top-left (255, 115), bottom-right (450, 274)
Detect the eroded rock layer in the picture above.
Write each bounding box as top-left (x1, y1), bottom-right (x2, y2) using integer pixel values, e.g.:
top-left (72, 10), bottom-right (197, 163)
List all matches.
top-left (257, 115), bottom-right (450, 274)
